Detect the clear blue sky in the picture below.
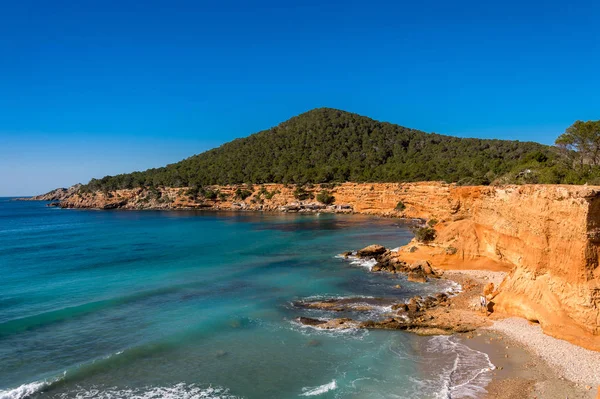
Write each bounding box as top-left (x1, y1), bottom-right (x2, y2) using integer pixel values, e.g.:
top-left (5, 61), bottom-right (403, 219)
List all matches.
top-left (1, 0), bottom-right (599, 196)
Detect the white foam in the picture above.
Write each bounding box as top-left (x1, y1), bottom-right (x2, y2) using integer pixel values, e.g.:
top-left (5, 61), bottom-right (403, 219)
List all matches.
top-left (0, 373), bottom-right (66, 399)
top-left (288, 319), bottom-right (368, 339)
top-left (443, 280), bottom-right (463, 295)
top-left (58, 383), bottom-right (240, 399)
top-left (349, 257), bottom-right (377, 270)
top-left (300, 380), bottom-right (337, 396)
top-left (298, 294), bottom-right (375, 301)
top-left (426, 336), bottom-right (495, 399)
top-left (0, 380), bottom-right (49, 399)
top-left (390, 247), bottom-right (401, 252)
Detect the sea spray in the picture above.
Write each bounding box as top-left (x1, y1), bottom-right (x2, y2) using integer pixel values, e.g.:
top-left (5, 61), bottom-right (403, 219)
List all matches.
top-left (300, 380), bottom-right (337, 396)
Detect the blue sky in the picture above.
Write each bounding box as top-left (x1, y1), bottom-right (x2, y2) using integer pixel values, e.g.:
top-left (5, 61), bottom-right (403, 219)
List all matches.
top-left (1, 0), bottom-right (599, 196)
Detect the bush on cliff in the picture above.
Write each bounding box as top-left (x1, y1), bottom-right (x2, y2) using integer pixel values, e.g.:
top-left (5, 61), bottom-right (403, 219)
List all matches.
top-left (293, 186), bottom-right (312, 201)
top-left (316, 190), bottom-right (335, 205)
top-left (395, 201), bottom-right (406, 211)
top-left (235, 188), bottom-right (252, 200)
top-left (414, 227), bottom-right (436, 243)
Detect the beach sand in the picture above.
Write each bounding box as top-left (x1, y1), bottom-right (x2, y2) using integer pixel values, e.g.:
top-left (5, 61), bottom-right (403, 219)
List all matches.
top-left (443, 269), bottom-right (600, 399)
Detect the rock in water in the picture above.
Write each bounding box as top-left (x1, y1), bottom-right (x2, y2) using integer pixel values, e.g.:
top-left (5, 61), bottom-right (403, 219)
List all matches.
top-left (356, 244), bottom-right (387, 257)
top-left (408, 271), bottom-right (427, 283)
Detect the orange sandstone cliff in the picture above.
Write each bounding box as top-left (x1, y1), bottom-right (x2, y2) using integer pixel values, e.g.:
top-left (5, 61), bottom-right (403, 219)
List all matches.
top-left (58, 182), bottom-right (600, 350)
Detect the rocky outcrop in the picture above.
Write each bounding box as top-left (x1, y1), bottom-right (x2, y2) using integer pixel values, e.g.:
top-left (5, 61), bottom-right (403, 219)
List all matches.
top-left (15, 184), bottom-right (82, 202)
top-left (295, 291), bottom-right (488, 335)
top-left (346, 245), bottom-right (440, 282)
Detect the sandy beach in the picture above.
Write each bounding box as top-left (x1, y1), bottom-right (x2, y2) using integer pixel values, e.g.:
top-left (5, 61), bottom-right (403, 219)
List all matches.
top-left (445, 269), bottom-right (600, 399)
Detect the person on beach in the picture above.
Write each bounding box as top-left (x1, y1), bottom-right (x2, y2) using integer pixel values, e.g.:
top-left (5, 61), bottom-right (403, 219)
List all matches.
top-left (480, 295), bottom-right (487, 314)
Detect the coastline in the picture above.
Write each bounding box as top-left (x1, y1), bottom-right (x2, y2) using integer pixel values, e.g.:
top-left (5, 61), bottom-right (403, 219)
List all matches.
top-left (444, 269), bottom-right (599, 399)
top-left (18, 193), bottom-right (600, 398)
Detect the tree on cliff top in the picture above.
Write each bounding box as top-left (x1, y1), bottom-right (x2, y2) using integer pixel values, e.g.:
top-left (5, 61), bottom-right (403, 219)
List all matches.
top-left (555, 120), bottom-right (600, 168)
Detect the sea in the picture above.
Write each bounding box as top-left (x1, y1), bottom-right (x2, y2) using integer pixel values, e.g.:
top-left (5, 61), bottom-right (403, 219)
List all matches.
top-left (0, 198), bottom-right (495, 399)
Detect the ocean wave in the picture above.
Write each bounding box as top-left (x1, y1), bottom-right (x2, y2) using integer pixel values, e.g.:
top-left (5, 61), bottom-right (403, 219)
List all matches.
top-left (335, 253), bottom-right (378, 270)
top-left (443, 281), bottom-right (462, 295)
top-left (423, 336), bottom-right (495, 399)
top-left (298, 294), bottom-right (375, 301)
top-left (300, 380), bottom-right (337, 396)
top-left (348, 257), bottom-right (377, 270)
top-left (0, 348), bottom-right (131, 399)
top-left (52, 383), bottom-right (240, 399)
top-left (0, 373), bottom-right (65, 399)
top-left (288, 319), bottom-right (368, 339)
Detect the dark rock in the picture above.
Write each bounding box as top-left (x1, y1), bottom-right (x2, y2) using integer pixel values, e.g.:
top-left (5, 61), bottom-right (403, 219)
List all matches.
top-left (408, 271), bottom-right (427, 283)
top-left (296, 317), bottom-right (326, 326)
top-left (356, 244), bottom-right (387, 257)
top-left (392, 303), bottom-right (408, 311)
top-left (371, 264), bottom-right (383, 272)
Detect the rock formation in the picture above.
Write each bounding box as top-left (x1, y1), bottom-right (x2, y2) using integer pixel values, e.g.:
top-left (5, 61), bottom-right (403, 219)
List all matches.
top-left (15, 184), bottom-right (82, 202)
top-left (295, 291), bottom-right (489, 335)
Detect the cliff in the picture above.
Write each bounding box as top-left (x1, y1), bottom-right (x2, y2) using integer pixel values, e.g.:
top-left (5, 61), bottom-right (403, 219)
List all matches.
top-left (56, 182), bottom-right (600, 350)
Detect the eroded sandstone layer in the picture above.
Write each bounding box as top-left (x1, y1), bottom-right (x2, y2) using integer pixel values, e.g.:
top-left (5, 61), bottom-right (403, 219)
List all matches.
top-left (57, 182), bottom-right (600, 350)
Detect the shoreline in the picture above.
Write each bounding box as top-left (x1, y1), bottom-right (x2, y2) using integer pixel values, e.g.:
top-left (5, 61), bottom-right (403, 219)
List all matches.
top-left (17, 201), bottom-right (600, 398)
top-left (445, 269), bottom-right (599, 399)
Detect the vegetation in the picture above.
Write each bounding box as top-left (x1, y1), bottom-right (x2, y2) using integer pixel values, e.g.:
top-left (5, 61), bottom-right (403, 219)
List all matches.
top-left (316, 190), bottom-right (335, 205)
top-left (556, 120), bottom-right (600, 170)
top-left (80, 109), bottom-right (600, 191)
top-left (395, 201), bottom-right (406, 211)
top-left (234, 188), bottom-right (252, 200)
top-left (293, 185), bottom-right (312, 201)
top-left (414, 227), bottom-right (437, 243)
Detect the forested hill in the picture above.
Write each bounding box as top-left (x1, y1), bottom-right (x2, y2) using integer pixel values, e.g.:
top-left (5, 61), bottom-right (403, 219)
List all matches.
top-left (84, 108), bottom-right (574, 191)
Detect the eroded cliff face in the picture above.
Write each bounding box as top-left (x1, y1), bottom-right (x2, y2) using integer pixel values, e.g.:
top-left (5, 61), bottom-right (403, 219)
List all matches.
top-left (399, 185), bottom-right (600, 350)
top-left (57, 182), bottom-right (453, 217)
top-left (58, 182), bottom-right (600, 350)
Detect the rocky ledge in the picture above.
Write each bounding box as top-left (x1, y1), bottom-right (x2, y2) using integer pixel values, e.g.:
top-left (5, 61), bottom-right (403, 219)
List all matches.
top-left (295, 245), bottom-right (494, 336)
top-left (340, 244), bottom-right (441, 283)
top-left (295, 290), bottom-right (489, 335)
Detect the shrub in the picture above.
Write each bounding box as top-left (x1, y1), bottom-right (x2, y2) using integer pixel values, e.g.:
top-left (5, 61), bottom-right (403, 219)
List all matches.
top-left (218, 192), bottom-right (229, 201)
top-left (204, 189), bottom-right (218, 200)
top-left (316, 190), bottom-right (335, 205)
top-left (446, 246), bottom-right (458, 255)
top-left (427, 219), bottom-right (438, 227)
top-left (185, 186), bottom-right (200, 198)
top-left (235, 188), bottom-right (252, 200)
top-left (395, 201), bottom-right (406, 211)
top-left (264, 189), bottom-right (279, 200)
top-left (414, 227), bottom-right (436, 243)
top-left (293, 186), bottom-right (312, 201)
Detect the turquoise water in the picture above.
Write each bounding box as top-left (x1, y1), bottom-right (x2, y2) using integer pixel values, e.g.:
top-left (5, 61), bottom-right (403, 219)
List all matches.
top-left (0, 199), bottom-right (494, 399)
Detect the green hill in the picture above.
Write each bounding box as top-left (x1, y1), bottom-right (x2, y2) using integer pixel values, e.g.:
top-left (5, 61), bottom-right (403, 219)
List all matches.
top-left (83, 108), bottom-right (580, 191)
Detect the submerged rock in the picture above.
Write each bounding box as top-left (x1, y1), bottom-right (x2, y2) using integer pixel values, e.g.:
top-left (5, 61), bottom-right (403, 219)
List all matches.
top-left (296, 317), bottom-right (360, 330)
top-left (408, 271), bottom-right (427, 283)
